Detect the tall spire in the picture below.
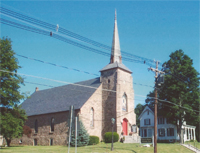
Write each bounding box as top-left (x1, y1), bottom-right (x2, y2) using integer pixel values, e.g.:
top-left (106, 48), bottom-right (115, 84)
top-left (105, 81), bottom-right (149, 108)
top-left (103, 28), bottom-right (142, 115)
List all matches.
top-left (110, 9), bottom-right (122, 64)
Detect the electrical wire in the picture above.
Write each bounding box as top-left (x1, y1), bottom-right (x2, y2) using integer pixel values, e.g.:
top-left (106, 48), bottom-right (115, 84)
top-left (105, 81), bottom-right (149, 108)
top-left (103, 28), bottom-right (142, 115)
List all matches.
top-left (16, 53), bottom-right (155, 88)
top-left (16, 54), bottom-right (99, 77)
top-left (0, 6), bottom-right (158, 67)
top-left (2, 70), bottom-right (199, 113)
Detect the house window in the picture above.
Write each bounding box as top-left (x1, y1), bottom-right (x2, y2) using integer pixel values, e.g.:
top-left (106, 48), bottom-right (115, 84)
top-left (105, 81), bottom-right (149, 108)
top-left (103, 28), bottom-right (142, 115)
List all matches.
top-left (144, 119), bottom-right (150, 125)
top-left (90, 108), bottom-right (94, 127)
top-left (158, 117), bottom-right (164, 124)
top-left (34, 139), bottom-right (37, 146)
top-left (50, 138), bottom-right (53, 146)
top-left (122, 93), bottom-right (127, 111)
top-left (144, 129), bottom-right (147, 137)
top-left (51, 118), bottom-right (54, 132)
top-left (167, 128), bottom-right (174, 136)
top-left (147, 110), bottom-right (149, 115)
top-left (158, 128), bottom-right (165, 137)
top-left (35, 119), bottom-right (38, 133)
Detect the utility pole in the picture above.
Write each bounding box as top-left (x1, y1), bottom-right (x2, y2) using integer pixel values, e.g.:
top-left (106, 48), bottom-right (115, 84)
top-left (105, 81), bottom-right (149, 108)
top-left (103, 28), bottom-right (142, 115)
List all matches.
top-left (68, 105), bottom-right (73, 153)
top-left (148, 61), bottom-right (165, 153)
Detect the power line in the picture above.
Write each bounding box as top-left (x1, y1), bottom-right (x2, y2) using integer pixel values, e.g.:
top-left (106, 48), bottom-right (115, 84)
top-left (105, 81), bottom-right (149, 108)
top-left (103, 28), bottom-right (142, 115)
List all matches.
top-left (2, 70), bottom-right (199, 113)
top-left (0, 6), bottom-right (158, 67)
top-left (1, 18), bottom-right (145, 65)
top-left (2, 6), bottom-right (191, 85)
top-left (16, 54), bottom-right (99, 77)
top-left (0, 70), bottom-right (116, 93)
top-left (1, 69), bottom-right (152, 100)
top-left (16, 53), bottom-right (155, 88)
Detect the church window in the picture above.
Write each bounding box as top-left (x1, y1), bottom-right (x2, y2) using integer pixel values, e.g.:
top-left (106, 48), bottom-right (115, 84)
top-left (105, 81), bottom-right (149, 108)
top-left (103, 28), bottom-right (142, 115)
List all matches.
top-left (51, 118), bottom-right (54, 132)
top-left (90, 108), bottom-right (94, 127)
top-left (108, 79), bottom-right (110, 83)
top-left (122, 93), bottom-right (127, 111)
top-left (35, 119), bottom-right (38, 133)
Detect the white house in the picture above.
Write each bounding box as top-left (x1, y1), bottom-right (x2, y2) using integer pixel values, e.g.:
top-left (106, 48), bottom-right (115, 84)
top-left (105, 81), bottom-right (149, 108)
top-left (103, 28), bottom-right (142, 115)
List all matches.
top-left (138, 106), bottom-right (196, 142)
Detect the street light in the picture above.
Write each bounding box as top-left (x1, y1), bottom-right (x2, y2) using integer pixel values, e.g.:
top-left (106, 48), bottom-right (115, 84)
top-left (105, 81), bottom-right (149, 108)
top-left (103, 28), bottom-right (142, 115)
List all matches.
top-left (111, 118), bottom-right (115, 151)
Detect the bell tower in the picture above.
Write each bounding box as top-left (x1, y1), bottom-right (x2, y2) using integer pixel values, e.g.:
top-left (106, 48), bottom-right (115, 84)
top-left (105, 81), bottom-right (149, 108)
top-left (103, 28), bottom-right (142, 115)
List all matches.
top-left (100, 10), bottom-right (136, 137)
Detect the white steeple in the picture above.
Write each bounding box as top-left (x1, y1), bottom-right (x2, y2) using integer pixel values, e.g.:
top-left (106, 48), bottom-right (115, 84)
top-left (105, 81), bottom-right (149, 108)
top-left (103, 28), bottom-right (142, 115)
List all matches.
top-left (110, 10), bottom-right (122, 64)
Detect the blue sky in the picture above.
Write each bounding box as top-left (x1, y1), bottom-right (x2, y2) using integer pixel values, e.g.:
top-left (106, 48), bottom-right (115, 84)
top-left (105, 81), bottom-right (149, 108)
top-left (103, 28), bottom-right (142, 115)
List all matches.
top-left (1, 1), bottom-right (199, 108)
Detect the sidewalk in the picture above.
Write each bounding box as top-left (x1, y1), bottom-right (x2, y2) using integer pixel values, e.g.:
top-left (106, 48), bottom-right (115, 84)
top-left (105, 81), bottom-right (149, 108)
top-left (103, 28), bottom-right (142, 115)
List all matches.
top-left (181, 144), bottom-right (200, 153)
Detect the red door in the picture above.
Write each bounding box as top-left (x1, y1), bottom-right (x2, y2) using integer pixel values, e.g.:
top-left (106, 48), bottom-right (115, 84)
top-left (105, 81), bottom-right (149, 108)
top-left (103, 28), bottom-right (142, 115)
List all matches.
top-left (123, 118), bottom-right (128, 135)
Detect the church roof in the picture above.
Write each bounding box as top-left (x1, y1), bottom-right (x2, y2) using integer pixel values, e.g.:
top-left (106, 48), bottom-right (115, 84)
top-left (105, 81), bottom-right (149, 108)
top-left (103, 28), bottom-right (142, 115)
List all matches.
top-left (100, 61), bottom-right (132, 73)
top-left (21, 78), bottom-right (101, 116)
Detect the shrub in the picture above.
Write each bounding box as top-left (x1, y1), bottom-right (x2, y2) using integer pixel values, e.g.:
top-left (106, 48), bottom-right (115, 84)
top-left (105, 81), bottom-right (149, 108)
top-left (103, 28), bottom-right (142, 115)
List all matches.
top-left (23, 125), bottom-right (32, 138)
top-left (189, 140), bottom-right (197, 142)
top-left (88, 136), bottom-right (99, 145)
top-left (104, 132), bottom-right (119, 143)
top-left (70, 121), bottom-right (89, 147)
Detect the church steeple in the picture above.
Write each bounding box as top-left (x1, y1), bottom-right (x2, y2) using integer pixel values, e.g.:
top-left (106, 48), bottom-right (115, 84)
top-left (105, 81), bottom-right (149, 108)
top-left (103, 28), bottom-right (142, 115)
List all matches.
top-left (110, 10), bottom-right (122, 64)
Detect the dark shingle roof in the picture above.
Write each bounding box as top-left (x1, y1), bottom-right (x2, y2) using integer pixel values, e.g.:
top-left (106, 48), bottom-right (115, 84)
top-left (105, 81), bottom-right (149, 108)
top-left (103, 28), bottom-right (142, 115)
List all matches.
top-left (21, 78), bottom-right (101, 116)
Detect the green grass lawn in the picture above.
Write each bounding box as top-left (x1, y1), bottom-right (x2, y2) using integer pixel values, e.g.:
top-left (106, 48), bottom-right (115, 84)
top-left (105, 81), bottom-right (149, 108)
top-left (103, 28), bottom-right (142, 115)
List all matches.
top-left (0, 142), bottom-right (195, 153)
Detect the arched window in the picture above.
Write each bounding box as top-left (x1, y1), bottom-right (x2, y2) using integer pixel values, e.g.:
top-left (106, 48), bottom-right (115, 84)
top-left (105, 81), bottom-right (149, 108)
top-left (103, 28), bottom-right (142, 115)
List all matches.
top-left (35, 119), bottom-right (38, 133)
top-left (51, 118), bottom-right (54, 132)
top-left (122, 93), bottom-right (127, 111)
top-left (90, 108), bottom-right (94, 127)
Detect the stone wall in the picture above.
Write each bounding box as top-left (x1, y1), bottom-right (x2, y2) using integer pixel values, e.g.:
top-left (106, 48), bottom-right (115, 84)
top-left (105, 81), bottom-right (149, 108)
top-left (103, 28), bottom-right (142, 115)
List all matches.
top-left (11, 111), bottom-right (72, 146)
top-left (116, 69), bottom-right (136, 136)
top-left (101, 69), bottom-right (117, 137)
top-left (80, 84), bottom-right (103, 140)
top-left (101, 68), bottom-right (136, 138)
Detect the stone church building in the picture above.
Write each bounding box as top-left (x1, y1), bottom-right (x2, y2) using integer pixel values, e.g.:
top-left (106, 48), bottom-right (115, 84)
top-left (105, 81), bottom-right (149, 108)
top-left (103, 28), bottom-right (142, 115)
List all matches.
top-left (16, 12), bottom-right (137, 146)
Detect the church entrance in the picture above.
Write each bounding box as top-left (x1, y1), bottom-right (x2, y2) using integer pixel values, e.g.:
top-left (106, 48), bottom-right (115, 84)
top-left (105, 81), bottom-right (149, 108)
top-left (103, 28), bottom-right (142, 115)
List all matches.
top-left (123, 118), bottom-right (128, 135)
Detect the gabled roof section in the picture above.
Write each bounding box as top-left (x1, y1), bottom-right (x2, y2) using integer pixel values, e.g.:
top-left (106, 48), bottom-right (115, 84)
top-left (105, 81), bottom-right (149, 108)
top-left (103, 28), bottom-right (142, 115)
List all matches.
top-left (21, 78), bottom-right (101, 116)
top-left (138, 105), bottom-right (154, 119)
top-left (100, 61), bottom-right (132, 73)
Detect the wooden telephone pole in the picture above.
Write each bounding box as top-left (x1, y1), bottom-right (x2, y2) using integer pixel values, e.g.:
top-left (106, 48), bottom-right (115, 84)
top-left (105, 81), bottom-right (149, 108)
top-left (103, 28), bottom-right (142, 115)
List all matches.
top-left (148, 61), bottom-right (165, 153)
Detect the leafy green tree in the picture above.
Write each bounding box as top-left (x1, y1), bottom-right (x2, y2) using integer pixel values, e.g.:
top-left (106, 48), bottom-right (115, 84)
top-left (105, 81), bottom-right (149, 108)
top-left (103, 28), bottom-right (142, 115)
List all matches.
top-left (134, 103), bottom-right (145, 127)
top-left (0, 37), bottom-right (27, 146)
top-left (146, 50), bottom-right (200, 142)
top-left (0, 106), bottom-right (27, 146)
top-left (70, 120), bottom-right (89, 147)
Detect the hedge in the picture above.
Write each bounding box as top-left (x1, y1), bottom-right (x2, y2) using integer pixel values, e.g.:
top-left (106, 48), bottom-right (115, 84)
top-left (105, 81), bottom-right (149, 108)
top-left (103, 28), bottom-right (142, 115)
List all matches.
top-left (88, 136), bottom-right (99, 145)
top-left (104, 132), bottom-right (119, 143)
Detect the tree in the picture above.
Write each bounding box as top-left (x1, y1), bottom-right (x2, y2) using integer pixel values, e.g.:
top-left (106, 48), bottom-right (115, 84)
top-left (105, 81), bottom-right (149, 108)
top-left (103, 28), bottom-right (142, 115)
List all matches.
top-left (0, 106), bottom-right (27, 146)
top-left (0, 37), bottom-right (27, 146)
top-left (147, 50), bottom-right (200, 142)
top-left (134, 103), bottom-right (145, 128)
top-left (70, 120), bottom-right (89, 147)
